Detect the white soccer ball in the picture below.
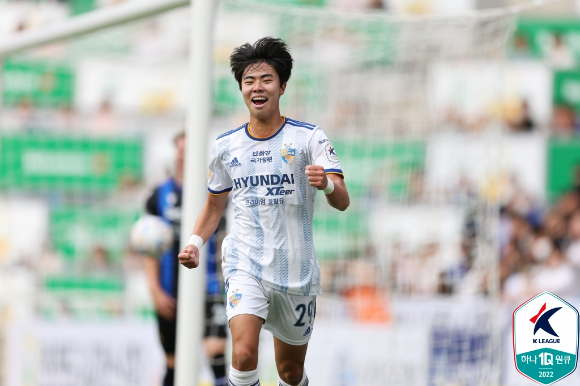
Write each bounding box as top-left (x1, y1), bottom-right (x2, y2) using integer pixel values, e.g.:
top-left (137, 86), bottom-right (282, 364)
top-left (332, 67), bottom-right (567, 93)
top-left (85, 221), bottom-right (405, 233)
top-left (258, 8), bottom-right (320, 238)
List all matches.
top-left (130, 215), bottom-right (174, 256)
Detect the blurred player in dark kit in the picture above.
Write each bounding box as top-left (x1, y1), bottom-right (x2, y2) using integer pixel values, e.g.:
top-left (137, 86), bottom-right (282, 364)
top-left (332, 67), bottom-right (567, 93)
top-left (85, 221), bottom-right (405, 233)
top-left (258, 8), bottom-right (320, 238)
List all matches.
top-left (142, 132), bottom-right (228, 386)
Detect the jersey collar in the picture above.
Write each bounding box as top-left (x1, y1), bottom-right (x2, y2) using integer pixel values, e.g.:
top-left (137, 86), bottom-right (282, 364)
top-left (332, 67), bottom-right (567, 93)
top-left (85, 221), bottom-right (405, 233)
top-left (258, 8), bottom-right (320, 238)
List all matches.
top-left (245, 117), bottom-right (286, 141)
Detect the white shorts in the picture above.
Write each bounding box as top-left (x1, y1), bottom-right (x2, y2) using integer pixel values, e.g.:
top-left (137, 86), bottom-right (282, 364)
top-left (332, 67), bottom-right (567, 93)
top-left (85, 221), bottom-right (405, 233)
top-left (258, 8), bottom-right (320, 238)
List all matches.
top-left (225, 271), bottom-right (316, 346)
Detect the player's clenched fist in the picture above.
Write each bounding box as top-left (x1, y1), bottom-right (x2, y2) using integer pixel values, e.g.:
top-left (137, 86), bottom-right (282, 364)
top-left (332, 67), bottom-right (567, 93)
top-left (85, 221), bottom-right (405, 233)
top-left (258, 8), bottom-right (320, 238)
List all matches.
top-left (178, 244), bottom-right (199, 269)
top-left (305, 165), bottom-right (328, 190)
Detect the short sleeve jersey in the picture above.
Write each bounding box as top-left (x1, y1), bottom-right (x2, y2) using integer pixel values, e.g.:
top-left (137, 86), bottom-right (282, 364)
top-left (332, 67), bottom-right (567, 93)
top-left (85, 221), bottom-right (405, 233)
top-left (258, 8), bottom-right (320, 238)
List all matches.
top-left (207, 118), bottom-right (343, 296)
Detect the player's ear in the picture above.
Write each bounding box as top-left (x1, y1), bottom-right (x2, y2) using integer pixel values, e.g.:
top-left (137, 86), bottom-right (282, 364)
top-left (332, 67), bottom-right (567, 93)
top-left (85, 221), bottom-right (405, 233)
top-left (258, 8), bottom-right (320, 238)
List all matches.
top-left (279, 81), bottom-right (287, 96)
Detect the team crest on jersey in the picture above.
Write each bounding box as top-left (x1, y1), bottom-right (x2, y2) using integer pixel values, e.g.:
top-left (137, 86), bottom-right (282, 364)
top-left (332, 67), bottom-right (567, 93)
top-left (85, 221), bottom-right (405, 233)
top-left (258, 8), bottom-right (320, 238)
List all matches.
top-left (281, 144), bottom-right (296, 164)
top-left (229, 289), bottom-right (242, 308)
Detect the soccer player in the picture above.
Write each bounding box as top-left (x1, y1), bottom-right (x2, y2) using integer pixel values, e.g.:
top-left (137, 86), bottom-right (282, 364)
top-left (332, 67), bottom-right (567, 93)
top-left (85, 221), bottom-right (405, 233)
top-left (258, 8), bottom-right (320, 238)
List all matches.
top-left (178, 37), bottom-right (350, 386)
top-left (143, 132), bottom-right (228, 386)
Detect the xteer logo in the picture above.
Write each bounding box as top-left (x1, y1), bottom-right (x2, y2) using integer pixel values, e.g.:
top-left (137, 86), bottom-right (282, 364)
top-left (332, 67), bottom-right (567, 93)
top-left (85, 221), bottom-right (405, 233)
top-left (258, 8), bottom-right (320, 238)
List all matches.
top-left (513, 292), bottom-right (579, 385)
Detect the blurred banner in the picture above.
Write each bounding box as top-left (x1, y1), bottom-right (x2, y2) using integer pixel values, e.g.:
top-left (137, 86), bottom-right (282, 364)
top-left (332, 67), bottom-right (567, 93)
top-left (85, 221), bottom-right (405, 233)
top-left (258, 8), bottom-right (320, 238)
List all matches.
top-left (547, 139), bottom-right (580, 201)
top-left (2, 61), bottom-right (75, 108)
top-left (511, 19), bottom-right (580, 67)
top-left (4, 321), bottom-right (164, 386)
top-left (0, 135), bottom-right (143, 191)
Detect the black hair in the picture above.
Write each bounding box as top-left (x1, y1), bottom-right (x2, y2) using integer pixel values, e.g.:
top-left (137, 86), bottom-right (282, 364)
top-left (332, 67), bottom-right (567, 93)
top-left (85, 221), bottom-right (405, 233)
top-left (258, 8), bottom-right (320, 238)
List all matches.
top-left (230, 37), bottom-right (293, 90)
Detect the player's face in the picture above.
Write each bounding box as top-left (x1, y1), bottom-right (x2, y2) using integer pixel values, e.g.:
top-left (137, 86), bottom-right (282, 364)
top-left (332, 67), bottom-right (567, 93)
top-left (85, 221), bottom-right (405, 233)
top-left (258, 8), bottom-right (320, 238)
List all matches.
top-left (241, 62), bottom-right (286, 120)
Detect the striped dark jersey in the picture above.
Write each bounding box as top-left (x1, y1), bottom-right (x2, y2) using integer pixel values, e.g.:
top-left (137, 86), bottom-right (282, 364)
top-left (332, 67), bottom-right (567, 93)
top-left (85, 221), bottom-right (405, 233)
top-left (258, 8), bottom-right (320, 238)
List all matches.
top-left (146, 178), bottom-right (222, 298)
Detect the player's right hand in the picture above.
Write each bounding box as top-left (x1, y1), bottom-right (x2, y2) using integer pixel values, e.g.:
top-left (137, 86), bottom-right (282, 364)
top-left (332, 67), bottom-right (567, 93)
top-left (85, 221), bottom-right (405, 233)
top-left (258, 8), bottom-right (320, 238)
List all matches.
top-left (178, 244), bottom-right (199, 269)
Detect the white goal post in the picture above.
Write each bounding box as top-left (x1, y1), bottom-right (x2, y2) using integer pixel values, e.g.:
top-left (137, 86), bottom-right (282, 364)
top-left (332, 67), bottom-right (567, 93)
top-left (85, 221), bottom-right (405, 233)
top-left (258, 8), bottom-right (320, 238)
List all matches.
top-left (0, 1), bottom-right (214, 385)
top-left (175, 1), bottom-right (216, 386)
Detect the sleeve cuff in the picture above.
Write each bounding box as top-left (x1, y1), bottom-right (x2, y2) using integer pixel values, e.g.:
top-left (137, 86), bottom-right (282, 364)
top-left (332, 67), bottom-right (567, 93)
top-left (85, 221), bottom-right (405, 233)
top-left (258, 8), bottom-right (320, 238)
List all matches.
top-left (208, 187), bottom-right (233, 195)
top-left (325, 169), bottom-right (344, 178)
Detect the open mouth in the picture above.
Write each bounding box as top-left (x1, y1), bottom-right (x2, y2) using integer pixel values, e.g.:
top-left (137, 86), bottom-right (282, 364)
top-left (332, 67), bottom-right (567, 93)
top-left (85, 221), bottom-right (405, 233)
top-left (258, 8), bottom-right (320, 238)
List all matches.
top-left (251, 96), bottom-right (268, 106)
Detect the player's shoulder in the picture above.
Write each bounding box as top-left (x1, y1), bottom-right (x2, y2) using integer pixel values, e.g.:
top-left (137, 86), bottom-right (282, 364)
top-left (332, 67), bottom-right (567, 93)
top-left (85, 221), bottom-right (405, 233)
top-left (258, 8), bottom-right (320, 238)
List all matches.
top-left (216, 123), bottom-right (247, 141)
top-left (154, 178), bottom-right (180, 198)
top-left (285, 118), bottom-right (319, 131)
top-left (156, 178), bottom-right (174, 192)
top-left (146, 178), bottom-right (175, 214)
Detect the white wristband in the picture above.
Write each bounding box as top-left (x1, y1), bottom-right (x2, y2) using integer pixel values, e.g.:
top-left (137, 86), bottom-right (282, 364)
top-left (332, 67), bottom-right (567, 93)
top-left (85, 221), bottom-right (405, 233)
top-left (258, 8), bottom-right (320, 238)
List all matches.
top-left (323, 177), bottom-right (335, 195)
top-left (187, 234), bottom-right (204, 251)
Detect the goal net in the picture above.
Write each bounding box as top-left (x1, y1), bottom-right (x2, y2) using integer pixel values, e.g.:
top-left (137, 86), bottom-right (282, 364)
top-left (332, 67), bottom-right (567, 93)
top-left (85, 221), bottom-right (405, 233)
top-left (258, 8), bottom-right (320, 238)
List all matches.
top-left (215, 2), bottom-right (516, 386)
top-left (0, 1), bottom-right (529, 385)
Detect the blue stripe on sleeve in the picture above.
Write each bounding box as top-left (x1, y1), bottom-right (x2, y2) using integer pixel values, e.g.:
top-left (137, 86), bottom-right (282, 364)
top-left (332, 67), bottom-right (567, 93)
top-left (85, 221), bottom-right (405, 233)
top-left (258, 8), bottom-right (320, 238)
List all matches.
top-left (216, 124), bottom-right (245, 140)
top-left (286, 119), bottom-right (316, 130)
top-left (286, 118), bottom-right (316, 128)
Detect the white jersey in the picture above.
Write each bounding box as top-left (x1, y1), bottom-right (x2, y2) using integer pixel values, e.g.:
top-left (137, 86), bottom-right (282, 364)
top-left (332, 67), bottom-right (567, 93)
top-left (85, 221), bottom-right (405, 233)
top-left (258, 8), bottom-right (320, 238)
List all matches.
top-left (207, 117), bottom-right (343, 296)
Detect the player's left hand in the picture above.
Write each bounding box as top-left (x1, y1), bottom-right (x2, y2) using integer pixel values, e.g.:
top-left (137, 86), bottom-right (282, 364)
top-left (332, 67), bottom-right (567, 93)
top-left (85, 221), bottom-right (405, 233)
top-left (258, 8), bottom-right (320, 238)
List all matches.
top-left (305, 165), bottom-right (328, 190)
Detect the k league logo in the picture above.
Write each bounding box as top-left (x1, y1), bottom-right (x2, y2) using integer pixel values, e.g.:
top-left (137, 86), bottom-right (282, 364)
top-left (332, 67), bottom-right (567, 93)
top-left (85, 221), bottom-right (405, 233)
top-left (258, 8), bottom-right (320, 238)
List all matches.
top-left (513, 292), bottom-right (579, 385)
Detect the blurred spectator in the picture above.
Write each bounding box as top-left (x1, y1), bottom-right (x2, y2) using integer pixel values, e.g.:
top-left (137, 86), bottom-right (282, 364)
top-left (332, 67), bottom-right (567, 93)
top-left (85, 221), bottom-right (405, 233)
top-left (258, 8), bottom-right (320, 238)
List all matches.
top-left (54, 103), bottom-right (79, 132)
top-left (554, 190), bottom-right (580, 218)
top-left (500, 241), bottom-right (525, 286)
top-left (98, 0), bottom-right (126, 8)
top-left (14, 20), bottom-right (26, 33)
top-left (15, 98), bottom-right (41, 131)
top-left (448, 175), bottom-right (477, 205)
top-left (510, 32), bottom-right (532, 59)
top-left (342, 258), bottom-right (391, 323)
top-left (368, 0), bottom-right (385, 9)
top-left (542, 211), bottom-right (568, 248)
top-left (134, 22), bottom-right (170, 60)
top-left (392, 241), bottom-right (444, 295)
top-left (331, 0), bottom-right (382, 9)
top-left (90, 99), bottom-right (120, 135)
top-left (38, 249), bottom-right (65, 276)
top-left (511, 212), bottom-right (532, 252)
top-left (565, 210), bottom-right (580, 267)
top-left (414, 242), bottom-right (443, 294)
top-left (551, 104), bottom-right (578, 137)
top-left (505, 100), bottom-right (535, 132)
top-left (505, 175), bottom-right (539, 220)
top-left (500, 176), bottom-right (580, 304)
top-left (529, 227), bottom-right (553, 265)
top-left (408, 170), bottom-right (425, 202)
top-left (110, 173), bottom-right (148, 210)
top-left (548, 32), bottom-right (575, 69)
top-left (530, 244), bottom-right (576, 296)
top-left (85, 245), bottom-right (116, 275)
top-left (123, 249), bottom-right (143, 273)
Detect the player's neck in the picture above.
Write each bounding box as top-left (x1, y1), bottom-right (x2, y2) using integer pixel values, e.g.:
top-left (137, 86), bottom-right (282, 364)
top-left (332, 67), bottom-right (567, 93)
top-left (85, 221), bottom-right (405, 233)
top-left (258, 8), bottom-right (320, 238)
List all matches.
top-left (248, 113), bottom-right (285, 139)
top-left (174, 168), bottom-right (183, 187)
